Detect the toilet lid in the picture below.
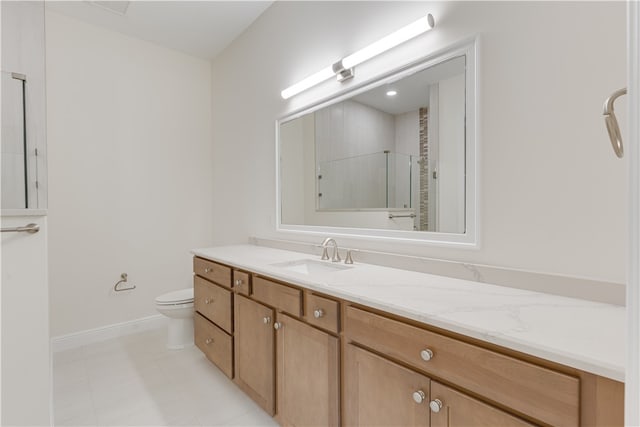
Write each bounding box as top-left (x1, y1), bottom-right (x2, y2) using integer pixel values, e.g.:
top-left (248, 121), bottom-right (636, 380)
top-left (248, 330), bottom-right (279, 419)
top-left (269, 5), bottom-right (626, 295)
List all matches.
top-left (155, 288), bottom-right (194, 305)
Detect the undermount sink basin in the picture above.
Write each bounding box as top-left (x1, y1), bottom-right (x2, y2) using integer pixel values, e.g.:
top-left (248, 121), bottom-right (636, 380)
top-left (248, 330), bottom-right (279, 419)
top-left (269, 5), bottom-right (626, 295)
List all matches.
top-left (270, 259), bottom-right (352, 275)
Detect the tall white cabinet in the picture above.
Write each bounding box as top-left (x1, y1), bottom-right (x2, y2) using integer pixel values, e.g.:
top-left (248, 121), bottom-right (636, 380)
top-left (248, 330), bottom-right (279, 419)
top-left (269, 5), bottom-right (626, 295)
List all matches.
top-left (1, 1), bottom-right (50, 425)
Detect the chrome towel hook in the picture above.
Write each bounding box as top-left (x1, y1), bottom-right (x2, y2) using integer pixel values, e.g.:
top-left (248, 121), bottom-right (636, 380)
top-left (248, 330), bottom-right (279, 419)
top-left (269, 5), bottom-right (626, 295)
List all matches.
top-left (603, 87), bottom-right (627, 158)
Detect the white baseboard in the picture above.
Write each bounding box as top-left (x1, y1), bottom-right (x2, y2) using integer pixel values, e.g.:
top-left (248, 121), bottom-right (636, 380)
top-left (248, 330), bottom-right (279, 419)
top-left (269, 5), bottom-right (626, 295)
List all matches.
top-left (51, 314), bottom-right (167, 353)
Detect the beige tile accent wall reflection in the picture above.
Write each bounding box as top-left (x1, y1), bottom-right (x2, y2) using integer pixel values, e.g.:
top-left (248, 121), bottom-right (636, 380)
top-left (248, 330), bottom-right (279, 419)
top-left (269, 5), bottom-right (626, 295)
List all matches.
top-left (418, 106), bottom-right (429, 231)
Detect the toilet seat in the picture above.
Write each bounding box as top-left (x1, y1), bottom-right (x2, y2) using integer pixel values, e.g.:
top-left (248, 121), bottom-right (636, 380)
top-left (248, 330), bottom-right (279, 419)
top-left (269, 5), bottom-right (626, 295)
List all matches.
top-left (155, 288), bottom-right (193, 305)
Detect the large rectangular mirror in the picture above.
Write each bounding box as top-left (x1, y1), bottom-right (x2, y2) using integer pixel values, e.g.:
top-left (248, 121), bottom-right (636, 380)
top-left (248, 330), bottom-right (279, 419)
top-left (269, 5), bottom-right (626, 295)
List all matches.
top-left (277, 41), bottom-right (476, 245)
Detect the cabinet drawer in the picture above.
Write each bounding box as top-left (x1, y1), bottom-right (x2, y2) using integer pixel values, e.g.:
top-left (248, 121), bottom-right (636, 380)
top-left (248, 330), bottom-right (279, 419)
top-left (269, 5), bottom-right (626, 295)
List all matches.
top-left (344, 306), bottom-right (579, 427)
top-left (252, 276), bottom-right (302, 316)
top-left (193, 257), bottom-right (231, 288)
top-left (194, 275), bottom-right (232, 333)
top-left (304, 293), bottom-right (339, 334)
top-left (195, 312), bottom-right (233, 378)
top-left (233, 270), bottom-right (251, 296)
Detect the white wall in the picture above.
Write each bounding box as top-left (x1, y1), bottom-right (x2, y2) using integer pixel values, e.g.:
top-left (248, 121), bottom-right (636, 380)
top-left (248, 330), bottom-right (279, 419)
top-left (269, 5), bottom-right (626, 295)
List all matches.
top-left (209, 1), bottom-right (627, 285)
top-left (46, 12), bottom-right (214, 336)
top-left (395, 110), bottom-right (420, 156)
top-left (437, 73), bottom-right (465, 233)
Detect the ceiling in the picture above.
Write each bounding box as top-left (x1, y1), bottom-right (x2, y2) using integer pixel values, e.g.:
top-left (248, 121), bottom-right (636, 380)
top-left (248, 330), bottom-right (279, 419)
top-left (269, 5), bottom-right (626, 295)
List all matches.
top-left (353, 55), bottom-right (465, 115)
top-left (45, 1), bottom-right (273, 60)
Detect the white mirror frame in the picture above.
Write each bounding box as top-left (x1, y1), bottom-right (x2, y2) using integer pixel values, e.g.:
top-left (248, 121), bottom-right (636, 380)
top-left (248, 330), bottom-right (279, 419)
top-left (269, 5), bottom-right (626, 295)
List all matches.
top-left (276, 39), bottom-right (478, 248)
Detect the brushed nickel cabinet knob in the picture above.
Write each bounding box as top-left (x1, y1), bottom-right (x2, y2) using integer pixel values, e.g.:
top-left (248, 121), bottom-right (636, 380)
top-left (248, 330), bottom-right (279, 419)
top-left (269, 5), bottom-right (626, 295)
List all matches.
top-left (429, 399), bottom-right (443, 413)
top-left (412, 390), bottom-right (426, 404)
top-left (204, 268), bottom-right (211, 273)
top-left (205, 338), bottom-right (213, 345)
top-left (274, 322), bottom-right (282, 330)
top-left (204, 298), bottom-right (212, 304)
top-left (263, 316), bottom-right (271, 325)
top-left (420, 349), bottom-right (434, 361)
top-left (313, 309), bottom-right (325, 319)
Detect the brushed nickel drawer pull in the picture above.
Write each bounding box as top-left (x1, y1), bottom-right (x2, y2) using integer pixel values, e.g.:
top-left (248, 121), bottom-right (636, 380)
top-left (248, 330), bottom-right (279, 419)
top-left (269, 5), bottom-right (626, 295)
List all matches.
top-left (313, 309), bottom-right (325, 319)
top-left (274, 322), bottom-right (282, 330)
top-left (263, 316), bottom-right (271, 325)
top-left (205, 338), bottom-right (213, 345)
top-left (204, 298), bottom-right (213, 304)
top-left (429, 399), bottom-right (443, 413)
top-left (420, 349), bottom-right (434, 361)
top-left (412, 390), bottom-right (426, 404)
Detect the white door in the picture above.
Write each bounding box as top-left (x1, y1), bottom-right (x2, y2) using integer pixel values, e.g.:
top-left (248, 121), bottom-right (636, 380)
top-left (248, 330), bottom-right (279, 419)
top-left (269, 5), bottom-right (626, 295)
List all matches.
top-left (1, 215), bottom-right (50, 425)
top-left (627, 1), bottom-right (640, 424)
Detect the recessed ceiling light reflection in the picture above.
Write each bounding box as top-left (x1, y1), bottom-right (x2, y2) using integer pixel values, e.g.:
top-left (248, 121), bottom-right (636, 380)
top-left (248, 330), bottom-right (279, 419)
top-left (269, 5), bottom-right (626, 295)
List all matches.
top-left (386, 90), bottom-right (398, 97)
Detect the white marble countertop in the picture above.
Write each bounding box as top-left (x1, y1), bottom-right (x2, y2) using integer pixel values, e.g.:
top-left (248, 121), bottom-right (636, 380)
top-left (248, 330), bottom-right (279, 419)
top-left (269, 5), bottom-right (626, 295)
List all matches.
top-left (192, 244), bottom-right (625, 382)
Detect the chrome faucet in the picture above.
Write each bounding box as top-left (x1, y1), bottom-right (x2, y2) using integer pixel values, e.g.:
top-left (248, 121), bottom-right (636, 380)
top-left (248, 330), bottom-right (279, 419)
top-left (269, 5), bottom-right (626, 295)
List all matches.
top-left (320, 237), bottom-right (341, 262)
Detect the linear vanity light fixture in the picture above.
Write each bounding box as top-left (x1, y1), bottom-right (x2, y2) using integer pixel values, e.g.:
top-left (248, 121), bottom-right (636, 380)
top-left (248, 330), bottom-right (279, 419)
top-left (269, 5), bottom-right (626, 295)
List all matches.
top-left (280, 13), bottom-right (435, 100)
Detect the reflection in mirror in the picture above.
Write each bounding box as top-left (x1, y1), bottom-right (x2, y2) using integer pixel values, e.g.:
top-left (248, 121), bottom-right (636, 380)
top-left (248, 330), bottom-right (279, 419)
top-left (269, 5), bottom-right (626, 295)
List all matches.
top-left (1, 68), bottom-right (44, 210)
top-left (279, 45), bottom-right (474, 242)
top-left (1, 71), bottom-right (28, 208)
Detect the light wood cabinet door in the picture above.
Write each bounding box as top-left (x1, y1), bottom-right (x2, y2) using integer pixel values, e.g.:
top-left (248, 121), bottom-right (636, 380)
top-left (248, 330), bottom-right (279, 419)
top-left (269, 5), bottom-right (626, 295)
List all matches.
top-left (430, 381), bottom-right (535, 427)
top-left (275, 313), bottom-right (339, 427)
top-left (234, 295), bottom-right (275, 415)
top-left (344, 344), bottom-right (430, 427)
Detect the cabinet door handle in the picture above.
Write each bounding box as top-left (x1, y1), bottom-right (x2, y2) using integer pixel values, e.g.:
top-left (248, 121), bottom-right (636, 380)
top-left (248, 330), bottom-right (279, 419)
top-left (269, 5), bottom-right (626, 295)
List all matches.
top-left (273, 322), bottom-right (282, 330)
top-left (235, 279), bottom-right (243, 286)
top-left (420, 349), bottom-right (434, 361)
top-left (205, 338), bottom-right (213, 345)
top-left (204, 267), bottom-right (211, 273)
top-left (313, 308), bottom-right (325, 319)
top-left (204, 298), bottom-right (213, 304)
top-left (412, 390), bottom-right (426, 404)
top-left (429, 399), bottom-right (443, 413)
top-left (263, 316), bottom-right (271, 325)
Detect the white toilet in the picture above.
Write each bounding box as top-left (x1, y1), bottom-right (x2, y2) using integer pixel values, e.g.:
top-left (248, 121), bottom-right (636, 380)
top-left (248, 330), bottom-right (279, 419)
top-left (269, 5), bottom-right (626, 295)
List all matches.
top-left (155, 288), bottom-right (194, 350)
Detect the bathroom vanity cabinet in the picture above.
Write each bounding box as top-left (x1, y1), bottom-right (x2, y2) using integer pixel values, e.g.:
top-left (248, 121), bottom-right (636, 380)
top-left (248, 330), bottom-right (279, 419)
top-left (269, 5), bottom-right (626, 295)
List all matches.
top-left (192, 255), bottom-right (624, 426)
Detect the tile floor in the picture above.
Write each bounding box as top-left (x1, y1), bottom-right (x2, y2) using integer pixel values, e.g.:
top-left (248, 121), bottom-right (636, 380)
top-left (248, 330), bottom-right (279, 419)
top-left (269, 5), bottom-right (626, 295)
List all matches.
top-left (53, 328), bottom-right (278, 426)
